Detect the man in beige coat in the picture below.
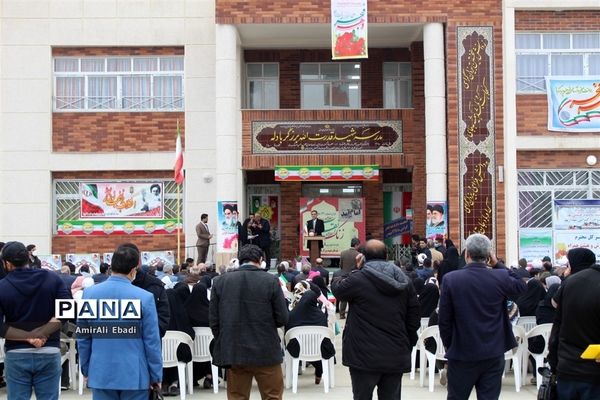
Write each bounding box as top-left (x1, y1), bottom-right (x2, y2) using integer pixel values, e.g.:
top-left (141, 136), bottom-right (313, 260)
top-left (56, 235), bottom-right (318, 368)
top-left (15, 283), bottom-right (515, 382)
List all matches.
top-left (196, 213), bottom-right (212, 263)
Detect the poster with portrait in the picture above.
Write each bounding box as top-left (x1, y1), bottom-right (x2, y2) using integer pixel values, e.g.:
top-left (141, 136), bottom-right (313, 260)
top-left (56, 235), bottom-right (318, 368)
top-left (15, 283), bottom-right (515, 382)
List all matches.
top-left (141, 250), bottom-right (175, 267)
top-left (80, 182), bottom-right (163, 219)
top-left (217, 201), bottom-right (240, 253)
top-left (426, 201), bottom-right (447, 239)
top-left (65, 253), bottom-right (100, 273)
top-left (39, 255), bottom-right (62, 270)
top-left (299, 197), bottom-right (366, 257)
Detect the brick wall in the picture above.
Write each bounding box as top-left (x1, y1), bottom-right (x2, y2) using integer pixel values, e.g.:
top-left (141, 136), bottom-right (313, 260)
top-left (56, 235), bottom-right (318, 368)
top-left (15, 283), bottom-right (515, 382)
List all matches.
top-left (517, 151), bottom-right (600, 169)
top-left (53, 112), bottom-right (185, 152)
top-left (364, 180), bottom-right (384, 240)
top-left (51, 171), bottom-right (184, 257)
top-left (279, 182), bottom-right (302, 260)
top-left (516, 11), bottom-right (600, 31)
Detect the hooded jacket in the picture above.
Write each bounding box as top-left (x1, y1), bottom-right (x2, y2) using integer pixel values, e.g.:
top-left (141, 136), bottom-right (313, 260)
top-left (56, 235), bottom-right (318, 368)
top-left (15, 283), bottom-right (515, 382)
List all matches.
top-left (133, 270), bottom-right (170, 337)
top-left (332, 259), bottom-right (420, 373)
top-left (0, 268), bottom-right (71, 351)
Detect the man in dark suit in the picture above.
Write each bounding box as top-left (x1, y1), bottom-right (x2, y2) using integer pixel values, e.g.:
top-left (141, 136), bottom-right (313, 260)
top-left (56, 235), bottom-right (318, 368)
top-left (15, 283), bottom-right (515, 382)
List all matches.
top-left (306, 210), bottom-right (325, 259)
top-left (249, 212), bottom-right (271, 270)
top-left (438, 234), bottom-right (526, 400)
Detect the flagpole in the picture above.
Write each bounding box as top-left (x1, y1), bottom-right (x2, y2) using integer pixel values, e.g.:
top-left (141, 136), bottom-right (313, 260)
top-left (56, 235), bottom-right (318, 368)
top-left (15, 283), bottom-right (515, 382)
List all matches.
top-left (177, 182), bottom-right (181, 265)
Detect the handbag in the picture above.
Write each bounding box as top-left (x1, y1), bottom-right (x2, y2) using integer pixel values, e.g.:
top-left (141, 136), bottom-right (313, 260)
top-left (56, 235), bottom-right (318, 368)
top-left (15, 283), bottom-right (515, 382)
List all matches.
top-left (149, 386), bottom-right (164, 400)
top-left (537, 367), bottom-right (557, 400)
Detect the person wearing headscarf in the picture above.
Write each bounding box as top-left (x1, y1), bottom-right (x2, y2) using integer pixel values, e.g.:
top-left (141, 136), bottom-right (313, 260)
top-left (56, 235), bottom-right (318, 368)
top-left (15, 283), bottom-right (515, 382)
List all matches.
top-left (438, 246), bottom-right (459, 286)
top-left (418, 282), bottom-right (440, 318)
top-left (184, 282), bottom-right (215, 389)
top-left (286, 281), bottom-right (334, 385)
top-left (516, 269), bottom-right (547, 316)
top-left (413, 277), bottom-right (425, 296)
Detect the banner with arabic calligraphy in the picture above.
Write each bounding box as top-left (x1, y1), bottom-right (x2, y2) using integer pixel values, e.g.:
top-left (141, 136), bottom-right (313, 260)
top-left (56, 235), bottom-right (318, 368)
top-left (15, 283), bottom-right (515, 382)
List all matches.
top-left (299, 197), bottom-right (366, 257)
top-left (554, 199), bottom-right (600, 230)
top-left (275, 165), bottom-right (379, 181)
top-left (519, 229), bottom-right (553, 262)
top-left (457, 27), bottom-right (496, 245)
top-left (80, 182), bottom-right (163, 219)
top-left (547, 77), bottom-right (600, 132)
top-left (331, 0), bottom-right (368, 59)
top-left (253, 121), bottom-right (401, 154)
top-left (554, 230), bottom-right (600, 262)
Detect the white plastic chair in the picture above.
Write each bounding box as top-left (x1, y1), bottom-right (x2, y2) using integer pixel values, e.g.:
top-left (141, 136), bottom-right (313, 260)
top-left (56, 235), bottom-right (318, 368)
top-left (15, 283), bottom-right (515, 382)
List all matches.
top-left (516, 316), bottom-right (536, 333)
top-left (284, 326), bottom-right (335, 394)
top-left (162, 331), bottom-right (195, 400)
top-left (504, 325), bottom-right (526, 392)
top-left (0, 338), bottom-right (5, 363)
top-left (59, 335), bottom-right (77, 392)
top-left (410, 317), bottom-right (431, 380)
top-left (417, 325), bottom-right (447, 392)
top-left (191, 327), bottom-right (220, 394)
top-left (523, 323), bottom-right (552, 389)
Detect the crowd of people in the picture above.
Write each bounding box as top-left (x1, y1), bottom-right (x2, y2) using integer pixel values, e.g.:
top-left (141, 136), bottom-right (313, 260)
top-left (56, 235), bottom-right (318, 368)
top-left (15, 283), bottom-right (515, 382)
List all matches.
top-left (0, 233), bottom-right (599, 400)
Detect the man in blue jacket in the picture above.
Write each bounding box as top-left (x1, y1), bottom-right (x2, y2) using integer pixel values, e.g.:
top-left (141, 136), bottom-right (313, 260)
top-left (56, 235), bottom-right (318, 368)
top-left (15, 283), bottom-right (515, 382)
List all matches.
top-left (78, 244), bottom-right (162, 400)
top-left (0, 241), bottom-right (70, 400)
top-left (439, 234), bottom-right (526, 400)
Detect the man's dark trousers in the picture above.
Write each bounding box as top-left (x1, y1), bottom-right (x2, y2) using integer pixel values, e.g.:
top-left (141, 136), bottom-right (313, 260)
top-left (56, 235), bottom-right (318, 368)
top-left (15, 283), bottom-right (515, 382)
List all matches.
top-left (447, 355), bottom-right (504, 400)
top-left (349, 368), bottom-right (402, 400)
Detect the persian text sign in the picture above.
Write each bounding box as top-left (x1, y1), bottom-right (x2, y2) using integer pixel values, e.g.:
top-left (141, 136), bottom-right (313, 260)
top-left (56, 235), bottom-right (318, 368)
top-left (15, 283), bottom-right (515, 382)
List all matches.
top-left (458, 27), bottom-right (496, 244)
top-left (252, 121), bottom-right (402, 154)
top-left (547, 77), bottom-right (600, 132)
top-left (554, 199), bottom-right (600, 230)
top-left (331, 0), bottom-right (368, 60)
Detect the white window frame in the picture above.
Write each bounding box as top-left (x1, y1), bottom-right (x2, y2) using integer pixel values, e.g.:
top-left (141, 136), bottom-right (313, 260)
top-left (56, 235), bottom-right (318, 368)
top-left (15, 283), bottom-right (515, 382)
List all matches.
top-left (300, 62), bottom-right (361, 109)
top-left (516, 32), bottom-right (600, 94)
top-left (245, 63), bottom-right (280, 109)
top-left (53, 56), bottom-right (184, 112)
top-left (383, 62), bottom-right (413, 109)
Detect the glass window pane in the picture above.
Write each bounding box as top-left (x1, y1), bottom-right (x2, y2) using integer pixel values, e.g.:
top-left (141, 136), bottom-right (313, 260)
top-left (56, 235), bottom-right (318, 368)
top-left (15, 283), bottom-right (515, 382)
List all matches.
top-left (263, 63), bottom-right (278, 77)
top-left (321, 63), bottom-right (339, 80)
top-left (573, 34), bottom-right (600, 49)
top-left (88, 77), bottom-right (117, 109)
top-left (551, 54), bottom-right (583, 75)
top-left (302, 83), bottom-right (329, 108)
top-left (383, 62), bottom-right (398, 78)
top-left (589, 55), bottom-right (600, 75)
top-left (133, 58), bottom-right (157, 71)
top-left (516, 34), bottom-right (541, 49)
top-left (332, 82), bottom-right (350, 107)
top-left (122, 76), bottom-right (152, 109)
top-left (398, 63), bottom-right (411, 77)
top-left (154, 76), bottom-right (183, 109)
top-left (247, 64), bottom-right (263, 78)
top-left (55, 77), bottom-right (84, 109)
top-left (107, 58), bottom-right (131, 72)
top-left (341, 63), bottom-right (358, 79)
top-left (81, 58), bottom-right (105, 72)
top-left (543, 34), bottom-right (570, 49)
top-left (54, 58), bottom-right (79, 72)
top-left (516, 54), bottom-right (548, 91)
top-left (398, 80), bottom-right (412, 108)
top-left (248, 80), bottom-right (263, 109)
top-left (300, 63), bottom-right (319, 80)
top-left (264, 80), bottom-right (278, 109)
top-left (159, 57), bottom-right (184, 71)
top-left (383, 79), bottom-right (396, 108)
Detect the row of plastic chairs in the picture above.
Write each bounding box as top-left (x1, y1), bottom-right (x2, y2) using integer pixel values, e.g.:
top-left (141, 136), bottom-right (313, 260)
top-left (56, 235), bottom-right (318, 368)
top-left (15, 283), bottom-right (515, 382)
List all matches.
top-left (410, 317), bottom-right (553, 393)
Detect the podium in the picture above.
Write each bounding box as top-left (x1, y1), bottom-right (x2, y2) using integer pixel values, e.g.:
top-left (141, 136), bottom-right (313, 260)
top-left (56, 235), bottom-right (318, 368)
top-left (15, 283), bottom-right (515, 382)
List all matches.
top-left (305, 236), bottom-right (324, 266)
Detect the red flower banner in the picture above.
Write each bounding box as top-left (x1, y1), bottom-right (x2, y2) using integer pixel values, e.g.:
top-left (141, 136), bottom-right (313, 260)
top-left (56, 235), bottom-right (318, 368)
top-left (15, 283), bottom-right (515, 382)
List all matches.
top-left (331, 0), bottom-right (368, 60)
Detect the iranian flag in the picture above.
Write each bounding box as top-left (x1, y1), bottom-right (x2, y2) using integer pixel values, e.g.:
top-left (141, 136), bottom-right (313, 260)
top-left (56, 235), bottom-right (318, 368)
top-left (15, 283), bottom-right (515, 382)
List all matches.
top-left (174, 121), bottom-right (184, 184)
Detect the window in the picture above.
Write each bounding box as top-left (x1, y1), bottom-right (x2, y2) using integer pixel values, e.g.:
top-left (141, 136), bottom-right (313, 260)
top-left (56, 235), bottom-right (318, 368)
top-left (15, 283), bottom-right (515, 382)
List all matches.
top-left (383, 62), bottom-right (412, 108)
top-left (515, 32), bottom-right (600, 93)
top-left (246, 63), bottom-right (279, 109)
top-left (300, 63), bottom-right (361, 109)
top-left (53, 56), bottom-right (184, 111)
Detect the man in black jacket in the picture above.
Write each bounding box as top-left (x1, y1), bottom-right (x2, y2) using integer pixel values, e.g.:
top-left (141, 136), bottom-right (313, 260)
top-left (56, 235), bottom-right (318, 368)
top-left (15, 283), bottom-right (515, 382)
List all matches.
top-left (209, 244), bottom-right (288, 400)
top-left (249, 213), bottom-right (271, 270)
top-left (332, 239), bottom-right (420, 400)
top-left (548, 248), bottom-right (600, 398)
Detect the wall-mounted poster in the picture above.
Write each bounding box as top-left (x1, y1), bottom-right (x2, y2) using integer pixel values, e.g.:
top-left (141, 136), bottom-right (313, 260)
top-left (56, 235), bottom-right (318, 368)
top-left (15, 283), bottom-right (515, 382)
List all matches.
top-left (331, 0), bottom-right (368, 59)
top-left (554, 230), bottom-right (600, 262)
top-left (65, 253), bottom-right (100, 273)
top-left (250, 195), bottom-right (280, 240)
top-left (39, 255), bottom-right (62, 270)
top-left (141, 251), bottom-right (175, 267)
top-left (299, 197), bottom-right (366, 257)
top-left (519, 229), bottom-right (553, 262)
top-left (426, 201), bottom-right (447, 239)
top-left (554, 199), bottom-right (600, 230)
top-left (217, 201), bottom-right (240, 253)
top-left (547, 77), bottom-right (600, 133)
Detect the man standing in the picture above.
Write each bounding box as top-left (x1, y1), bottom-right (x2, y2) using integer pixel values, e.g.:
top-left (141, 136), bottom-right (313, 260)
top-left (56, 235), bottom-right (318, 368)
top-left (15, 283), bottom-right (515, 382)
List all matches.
top-left (209, 244), bottom-right (288, 400)
top-left (250, 212), bottom-right (271, 269)
top-left (0, 241), bottom-right (69, 399)
top-left (438, 233), bottom-right (526, 400)
top-left (196, 213), bottom-right (213, 264)
top-left (78, 244), bottom-right (162, 400)
top-left (311, 257), bottom-right (330, 285)
top-left (306, 210), bottom-right (325, 251)
top-left (332, 239), bottom-right (420, 400)
top-left (548, 248), bottom-right (600, 398)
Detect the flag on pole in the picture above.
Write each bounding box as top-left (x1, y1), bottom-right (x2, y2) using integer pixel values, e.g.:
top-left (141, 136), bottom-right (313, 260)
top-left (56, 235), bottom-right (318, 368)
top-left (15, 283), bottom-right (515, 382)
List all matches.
top-left (174, 120), bottom-right (184, 184)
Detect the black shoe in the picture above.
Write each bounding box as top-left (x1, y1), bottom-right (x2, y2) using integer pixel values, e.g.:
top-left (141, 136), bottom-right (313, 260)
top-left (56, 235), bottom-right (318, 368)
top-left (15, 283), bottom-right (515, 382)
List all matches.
top-left (203, 377), bottom-right (213, 389)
